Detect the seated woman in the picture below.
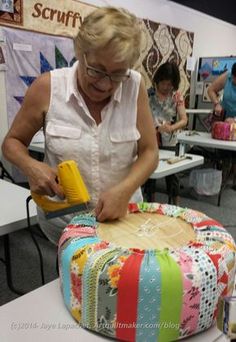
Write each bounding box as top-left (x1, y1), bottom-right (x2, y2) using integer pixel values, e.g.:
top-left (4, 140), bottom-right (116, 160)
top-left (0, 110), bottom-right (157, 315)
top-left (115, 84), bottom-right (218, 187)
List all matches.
top-left (148, 62), bottom-right (188, 205)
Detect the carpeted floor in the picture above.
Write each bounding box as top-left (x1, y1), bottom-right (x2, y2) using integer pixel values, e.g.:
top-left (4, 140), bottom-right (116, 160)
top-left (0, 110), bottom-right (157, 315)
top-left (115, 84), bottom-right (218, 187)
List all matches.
top-left (0, 225), bottom-right (58, 305)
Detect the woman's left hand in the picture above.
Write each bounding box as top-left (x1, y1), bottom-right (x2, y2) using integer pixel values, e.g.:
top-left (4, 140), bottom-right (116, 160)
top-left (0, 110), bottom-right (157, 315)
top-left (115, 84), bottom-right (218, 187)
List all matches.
top-left (95, 185), bottom-right (130, 222)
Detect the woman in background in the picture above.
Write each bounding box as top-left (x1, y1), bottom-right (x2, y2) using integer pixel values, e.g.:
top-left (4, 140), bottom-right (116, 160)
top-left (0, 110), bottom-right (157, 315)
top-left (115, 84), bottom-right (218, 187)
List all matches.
top-left (149, 62), bottom-right (188, 205)
top-left (208, 62), bottom-right (236, 189)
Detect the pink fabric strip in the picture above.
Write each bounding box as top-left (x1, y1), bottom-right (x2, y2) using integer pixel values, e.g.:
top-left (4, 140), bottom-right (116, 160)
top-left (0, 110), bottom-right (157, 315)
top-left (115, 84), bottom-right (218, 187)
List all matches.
top-left (178, 251), bottom-right (200, 335)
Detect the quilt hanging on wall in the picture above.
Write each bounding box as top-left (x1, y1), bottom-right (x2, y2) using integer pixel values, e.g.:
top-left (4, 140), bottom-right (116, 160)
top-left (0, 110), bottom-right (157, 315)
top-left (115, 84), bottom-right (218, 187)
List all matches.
top-left (2, 20), bottom-right (194, 125)
top-left (1, 26), bottom-right (76, 127)
top-left (137, 20), bottom-right (194, 107)
top-left (1, 26), bottom-right (76, 180)
top-left (0, 1), bottom-right (194, 105)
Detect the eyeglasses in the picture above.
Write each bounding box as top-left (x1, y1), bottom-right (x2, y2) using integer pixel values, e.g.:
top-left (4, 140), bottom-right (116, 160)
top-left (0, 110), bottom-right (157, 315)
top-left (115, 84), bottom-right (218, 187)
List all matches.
top-left (83, 54), bottom-right (130, 83)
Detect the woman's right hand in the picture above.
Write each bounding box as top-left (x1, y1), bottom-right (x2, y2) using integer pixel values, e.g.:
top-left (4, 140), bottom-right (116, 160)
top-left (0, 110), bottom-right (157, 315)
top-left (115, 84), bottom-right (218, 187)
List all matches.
top-left (214, 103), bottom-right (223, 116)
top-left (225, 117), bottom-right (235, 124)
top-left (26, 160), bottom-right (64, 198)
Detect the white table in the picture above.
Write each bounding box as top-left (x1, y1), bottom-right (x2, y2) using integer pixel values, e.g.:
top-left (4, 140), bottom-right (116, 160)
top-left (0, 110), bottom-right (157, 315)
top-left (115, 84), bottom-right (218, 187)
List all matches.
top-left (150, 150), bottom-right (204, 179)
top-left (0, 278), bottom-right (227, 342)
top-left (0, 179), bottom-right (37, 236)
top-left (178, 131), bottom-right (236, 151)
top-left (29, 141), bottom-right (44, 154)
top-left (0, 179), bottom-right (39, 294)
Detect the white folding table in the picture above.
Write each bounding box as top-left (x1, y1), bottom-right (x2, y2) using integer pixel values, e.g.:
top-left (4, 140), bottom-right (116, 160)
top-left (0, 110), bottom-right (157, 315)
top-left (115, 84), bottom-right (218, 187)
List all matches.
top-left (150, 150), bottom-right (204, 179)
top-left (0, 179), bottom-right (37, 235)
top-left (178, 131), bottom-right (236, 151)
top-left (29, 141), bottom-right (45, 154)
top-left (0, 278), bottom-right (227, 342)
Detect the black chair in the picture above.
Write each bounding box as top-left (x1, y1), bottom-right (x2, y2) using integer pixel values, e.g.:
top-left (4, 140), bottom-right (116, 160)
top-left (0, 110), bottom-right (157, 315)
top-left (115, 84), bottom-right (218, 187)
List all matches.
top-left (26, 195), bottom-right (45, 286)
top-left (0, 161), bottom-right (15, 183)
top-left (0, 163), bottom-right (45, 294)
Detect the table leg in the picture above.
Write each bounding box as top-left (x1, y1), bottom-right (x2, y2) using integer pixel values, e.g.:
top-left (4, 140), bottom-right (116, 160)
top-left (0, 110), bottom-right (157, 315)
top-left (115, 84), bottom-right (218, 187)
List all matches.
top-left (216, 155), bottom-right (232, 207)
top-left (143, 179), bottom-right (156, 202)
top-left (178, 142), bottom-right (186, 157)
top-left (217, 190), bottom-right (222, 207)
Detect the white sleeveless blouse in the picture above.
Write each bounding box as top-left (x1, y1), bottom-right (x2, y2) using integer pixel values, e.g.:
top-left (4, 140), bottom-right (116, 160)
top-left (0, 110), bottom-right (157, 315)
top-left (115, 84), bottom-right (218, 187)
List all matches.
top-left (38, 61), bottom-right (143, 244)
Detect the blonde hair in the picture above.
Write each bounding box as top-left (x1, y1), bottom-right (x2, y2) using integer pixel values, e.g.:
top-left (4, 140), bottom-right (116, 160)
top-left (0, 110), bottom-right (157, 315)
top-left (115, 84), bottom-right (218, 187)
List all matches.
top-left (74, 7), bottom-right (141, 67)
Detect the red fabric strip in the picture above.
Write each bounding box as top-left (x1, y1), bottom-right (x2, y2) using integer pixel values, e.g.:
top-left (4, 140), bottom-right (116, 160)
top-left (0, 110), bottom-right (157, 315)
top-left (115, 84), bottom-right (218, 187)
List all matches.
top-left (116, 251), bottom-right (144, 341)
top-left (194, 219), bottom-right (222, 228)
top-left (128, 203), bottom-right (139, 213)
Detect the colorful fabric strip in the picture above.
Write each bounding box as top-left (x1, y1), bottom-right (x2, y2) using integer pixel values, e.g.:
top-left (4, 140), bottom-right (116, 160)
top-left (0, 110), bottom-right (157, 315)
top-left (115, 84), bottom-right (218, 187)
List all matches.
top-left (82, 248), bottom-right (121, 327)
top-left (156, 250), bottom-right (183, 341)
top-left (116, 250), bottom-right (144, 341)
top-left (96, 250), bottom-right (130, 338)
top-left (61, 236), bottom-right (100, 309)
top-left (136, 251), bottom-right (161, 342)
top-left (178, 250), bottom-right (199, 336)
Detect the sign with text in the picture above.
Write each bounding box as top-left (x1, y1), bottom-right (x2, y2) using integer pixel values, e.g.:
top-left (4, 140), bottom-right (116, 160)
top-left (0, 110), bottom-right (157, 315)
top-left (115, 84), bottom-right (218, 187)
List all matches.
top-left (0, 0), bottom-right (95, 37)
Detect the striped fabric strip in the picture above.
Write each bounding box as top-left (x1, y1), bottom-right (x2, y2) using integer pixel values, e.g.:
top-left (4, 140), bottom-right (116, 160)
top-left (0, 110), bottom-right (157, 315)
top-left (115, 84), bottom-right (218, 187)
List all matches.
top-left (116, 250), bottom-right (144, 342)
top-left (156, 250), bottom-right (183, 342)
top-left (61, 236), bottom-right (100, 309)
top-left (82, 248), bottom-right (108, 326)
top-left (82, 248), bottom-right (118, 329)
top-left (58, 226), bottom-right (96, 248)
top-left (136, 251), bottom-right (161, 342)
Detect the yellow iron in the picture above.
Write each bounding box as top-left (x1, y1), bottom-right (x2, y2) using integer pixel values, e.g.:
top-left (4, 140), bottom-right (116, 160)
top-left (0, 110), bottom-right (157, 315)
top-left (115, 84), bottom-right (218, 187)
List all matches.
top-left (31, 160), bottom-right (90, 219)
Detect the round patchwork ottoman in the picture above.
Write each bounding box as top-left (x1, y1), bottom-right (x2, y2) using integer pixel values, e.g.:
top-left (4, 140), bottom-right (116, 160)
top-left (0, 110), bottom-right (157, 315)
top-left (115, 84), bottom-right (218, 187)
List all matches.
top-left (58, 203), bottom-right (236, 341)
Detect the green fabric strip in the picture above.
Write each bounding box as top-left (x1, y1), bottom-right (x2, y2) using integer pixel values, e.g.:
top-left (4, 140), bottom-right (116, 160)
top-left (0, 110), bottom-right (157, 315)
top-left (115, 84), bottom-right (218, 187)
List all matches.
top-left (156, 250), bottom-right (183, 341)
